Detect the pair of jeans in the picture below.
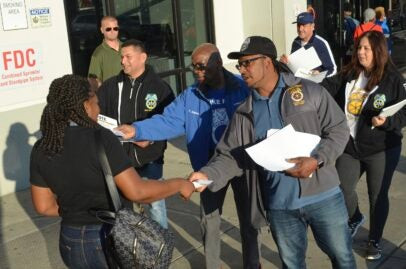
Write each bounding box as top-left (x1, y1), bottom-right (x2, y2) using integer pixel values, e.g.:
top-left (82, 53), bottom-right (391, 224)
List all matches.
top-left (200, 176), bottom-right (261, 269)
top-left (59, 224), bottom-right (108, 269)
top-left (336, 146), bottom-right (401, 242)
top-left (267, 192), bottom-right (356, 269)
top-left (137, 162), bottom-right (168, 229)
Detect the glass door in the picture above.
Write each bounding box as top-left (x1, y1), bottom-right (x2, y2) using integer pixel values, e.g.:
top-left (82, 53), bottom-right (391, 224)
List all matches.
top-left (65, 0), bottom-right (214, 92)
top-left (65, 0), bottom-right (105, 76)
top-left (110, 0), bottom-right (213, 93)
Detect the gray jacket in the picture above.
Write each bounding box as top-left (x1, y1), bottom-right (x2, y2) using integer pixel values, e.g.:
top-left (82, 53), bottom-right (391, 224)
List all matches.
top-left (200, 72), bottom-right (350, 228)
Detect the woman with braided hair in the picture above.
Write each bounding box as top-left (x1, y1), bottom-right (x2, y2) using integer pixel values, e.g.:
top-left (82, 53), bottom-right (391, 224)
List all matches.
top-left (30, 74), bottom-right (195, 268)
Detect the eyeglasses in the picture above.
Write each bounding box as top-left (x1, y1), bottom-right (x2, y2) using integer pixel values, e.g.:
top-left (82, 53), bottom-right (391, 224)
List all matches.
top-left (105, 27), bottom-right (119, 32)
top-left (235, 56), bottom-right (266, 70)
top-left (189, 63), bottom-right (206, 71)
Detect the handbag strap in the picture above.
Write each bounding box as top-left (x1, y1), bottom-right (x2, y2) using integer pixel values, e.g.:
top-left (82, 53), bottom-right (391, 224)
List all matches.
top-left (95, 129), bottom-right (122, 212)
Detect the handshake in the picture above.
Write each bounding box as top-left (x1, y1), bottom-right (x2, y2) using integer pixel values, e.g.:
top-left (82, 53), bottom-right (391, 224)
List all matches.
top-left (114, 125), bottom-right (213, 197)
top-left (178, 171), bottom-right (212, 201)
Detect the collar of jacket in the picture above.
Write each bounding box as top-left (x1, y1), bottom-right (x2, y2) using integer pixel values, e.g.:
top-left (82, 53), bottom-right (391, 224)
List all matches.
top-left (293, 31), bottom-right (316, 47)
top-left (237, 72), bottom-right (301, 116)
top-left (115, 64), bottom-right (155, 84)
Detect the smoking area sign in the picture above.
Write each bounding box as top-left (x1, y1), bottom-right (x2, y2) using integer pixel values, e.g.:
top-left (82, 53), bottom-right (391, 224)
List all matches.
top-left (0, 0), bottom-right (28, 30)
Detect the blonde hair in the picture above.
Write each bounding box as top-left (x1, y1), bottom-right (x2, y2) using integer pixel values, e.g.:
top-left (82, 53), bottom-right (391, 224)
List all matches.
top-left (375, 6), bottom-right (385, 20)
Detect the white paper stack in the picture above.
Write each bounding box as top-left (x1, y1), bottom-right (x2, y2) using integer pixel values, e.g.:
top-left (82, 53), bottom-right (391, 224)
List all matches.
top-left (286, 47), bottom-right (327, 83)
top-left (245, 124), bottom-right (321, 171)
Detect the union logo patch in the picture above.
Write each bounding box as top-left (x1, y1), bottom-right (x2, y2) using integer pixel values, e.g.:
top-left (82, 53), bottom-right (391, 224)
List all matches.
top-left (288, 85), bottom-right (304, 106)
top-left (145, 93), bottom-right (158, 110)
top-left (373, 94), bottom-right (386, 109)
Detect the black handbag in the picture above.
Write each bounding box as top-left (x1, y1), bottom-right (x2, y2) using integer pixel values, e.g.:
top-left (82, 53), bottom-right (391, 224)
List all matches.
top-left (95, 130), bottom-right (175, 269)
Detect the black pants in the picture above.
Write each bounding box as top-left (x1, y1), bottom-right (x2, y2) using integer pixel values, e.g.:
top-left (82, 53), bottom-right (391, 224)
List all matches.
top-left (336, 146), bottom-right (401, 242)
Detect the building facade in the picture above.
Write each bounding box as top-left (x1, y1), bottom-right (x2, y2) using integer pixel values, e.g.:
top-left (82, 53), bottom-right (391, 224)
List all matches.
top-left (0, 0), bottom-right (400, 196)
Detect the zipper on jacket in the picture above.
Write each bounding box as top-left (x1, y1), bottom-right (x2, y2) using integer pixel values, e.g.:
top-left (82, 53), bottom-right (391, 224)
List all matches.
top-left (280, 86), bottom-right (303, 196)
top-left (133, 82), bottom-right (143, 166)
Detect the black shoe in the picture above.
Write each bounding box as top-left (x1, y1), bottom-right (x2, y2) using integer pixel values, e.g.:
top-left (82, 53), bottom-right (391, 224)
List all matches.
top-left (349, 214), bottom-right (365, 237)
top-left (366, 240), bottom-right (382, 261)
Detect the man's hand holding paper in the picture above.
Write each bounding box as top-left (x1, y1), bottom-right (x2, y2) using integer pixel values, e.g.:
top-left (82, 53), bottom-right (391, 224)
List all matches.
top-left (285, 157), bottom-right (318, 178)
top-left (188, 171), bottom-right (211, 192)
top-left (283, 47), bottom-right (327, 83)
top-left (245, 124), bottom-right (321, 176)
top-left (115, 124), bottom-right (136, 140)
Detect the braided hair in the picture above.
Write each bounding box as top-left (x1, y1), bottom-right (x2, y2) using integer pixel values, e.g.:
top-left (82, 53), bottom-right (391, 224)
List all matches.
top-left (36, 74), bottom-right (99, 156)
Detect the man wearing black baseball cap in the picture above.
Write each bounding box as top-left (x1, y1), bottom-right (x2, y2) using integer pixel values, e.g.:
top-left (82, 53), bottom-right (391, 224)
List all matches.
top-left (189, 35), bottom-right (356, 268)
top-left (280, 11), bottom-right (337, 77)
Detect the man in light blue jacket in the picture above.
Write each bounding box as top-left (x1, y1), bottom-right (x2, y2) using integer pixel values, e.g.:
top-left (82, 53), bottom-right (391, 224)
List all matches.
top-left (117, 43), bottom-right (261, 269)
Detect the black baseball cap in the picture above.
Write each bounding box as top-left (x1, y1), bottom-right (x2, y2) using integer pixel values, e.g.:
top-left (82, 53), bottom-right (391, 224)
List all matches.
top-left (227, 36), bottom-right (277, 60)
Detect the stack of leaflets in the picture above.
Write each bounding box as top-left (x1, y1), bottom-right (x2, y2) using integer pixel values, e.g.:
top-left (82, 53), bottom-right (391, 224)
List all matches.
top-left (245, 124), bottom-right (321, 171)
top-left (97, 114), bottom-right (131, 142)
top-left (286, 47), bottom-right (327, 83)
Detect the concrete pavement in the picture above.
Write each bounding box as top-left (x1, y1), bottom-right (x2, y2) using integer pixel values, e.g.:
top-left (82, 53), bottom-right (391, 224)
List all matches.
top-left (0, 132), bottom-right (405, 269)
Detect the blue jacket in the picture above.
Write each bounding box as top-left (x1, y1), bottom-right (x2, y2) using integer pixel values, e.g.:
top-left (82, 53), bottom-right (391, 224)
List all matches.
top-left (133, 69), bottom-right (250, 170)
top-left (375, 19), bottom-right (392, 52)
top-left (291, 32), bottom-right (337, 76)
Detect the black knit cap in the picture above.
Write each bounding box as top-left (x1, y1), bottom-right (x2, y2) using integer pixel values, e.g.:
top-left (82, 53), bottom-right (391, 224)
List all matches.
top-left (227, 36), bottom-right (277, 60)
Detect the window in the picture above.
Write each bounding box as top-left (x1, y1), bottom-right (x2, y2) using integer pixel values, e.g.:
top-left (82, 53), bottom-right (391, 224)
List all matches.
top-left (64, 0), bottom-right (214, 93)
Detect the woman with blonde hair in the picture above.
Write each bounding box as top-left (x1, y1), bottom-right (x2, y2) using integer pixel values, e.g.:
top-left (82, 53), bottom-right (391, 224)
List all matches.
top-left (375, 6), bottom-right (392, 53)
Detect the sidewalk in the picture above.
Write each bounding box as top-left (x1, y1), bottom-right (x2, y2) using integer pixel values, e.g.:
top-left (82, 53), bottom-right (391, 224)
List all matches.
top-left (0, 133), bottom-right (405, 269)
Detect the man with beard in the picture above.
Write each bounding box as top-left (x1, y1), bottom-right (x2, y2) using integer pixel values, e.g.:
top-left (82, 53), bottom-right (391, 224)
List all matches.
top-left (117, 43), bottom-right (262, 269)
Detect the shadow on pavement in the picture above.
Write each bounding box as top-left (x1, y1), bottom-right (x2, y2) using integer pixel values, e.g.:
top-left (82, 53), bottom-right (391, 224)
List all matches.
top-left (352, 226), bottom-right (406, 269)
top-left (169, 136), bottom-right (188, 153)
top-left (1, 123), bottom-right (62, 268)
top-left (166, 192), bottom-right (280, 268)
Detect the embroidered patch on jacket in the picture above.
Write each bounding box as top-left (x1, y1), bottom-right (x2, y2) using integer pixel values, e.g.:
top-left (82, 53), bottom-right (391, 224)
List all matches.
top-left (373, 94), bottom-right (386, 109)
top-left (145, 93), bottom-right (158, 110)
top-left (288, 85), bottom-right (304, 106)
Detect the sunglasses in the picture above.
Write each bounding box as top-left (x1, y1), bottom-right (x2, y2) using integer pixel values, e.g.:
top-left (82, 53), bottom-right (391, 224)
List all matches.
top-left (189, 63), bottom-right (206, 71)
top-left (235, 56), bottom-right (266, 70)
top-left (105, 27), bottom-right (119, 32)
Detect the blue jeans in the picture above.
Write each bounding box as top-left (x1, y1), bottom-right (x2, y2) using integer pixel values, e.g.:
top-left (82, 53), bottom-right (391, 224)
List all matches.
top-left (59, 224), bottom-right (109, 269)
top-left (267, 192), bottom-right (356, 269)
top-left (137, 162), bottom-right (168, 229)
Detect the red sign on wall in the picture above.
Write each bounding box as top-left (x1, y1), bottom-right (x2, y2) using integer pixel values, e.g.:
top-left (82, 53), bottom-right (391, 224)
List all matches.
top-left (0, 45), bottom-right (44, 89)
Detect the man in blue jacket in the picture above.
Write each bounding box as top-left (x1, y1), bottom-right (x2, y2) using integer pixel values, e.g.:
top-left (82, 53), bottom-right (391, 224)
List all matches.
top-left (117, 43), bottom-right (261, 269)
top-left (281, 12), bottom-right (337, 77)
